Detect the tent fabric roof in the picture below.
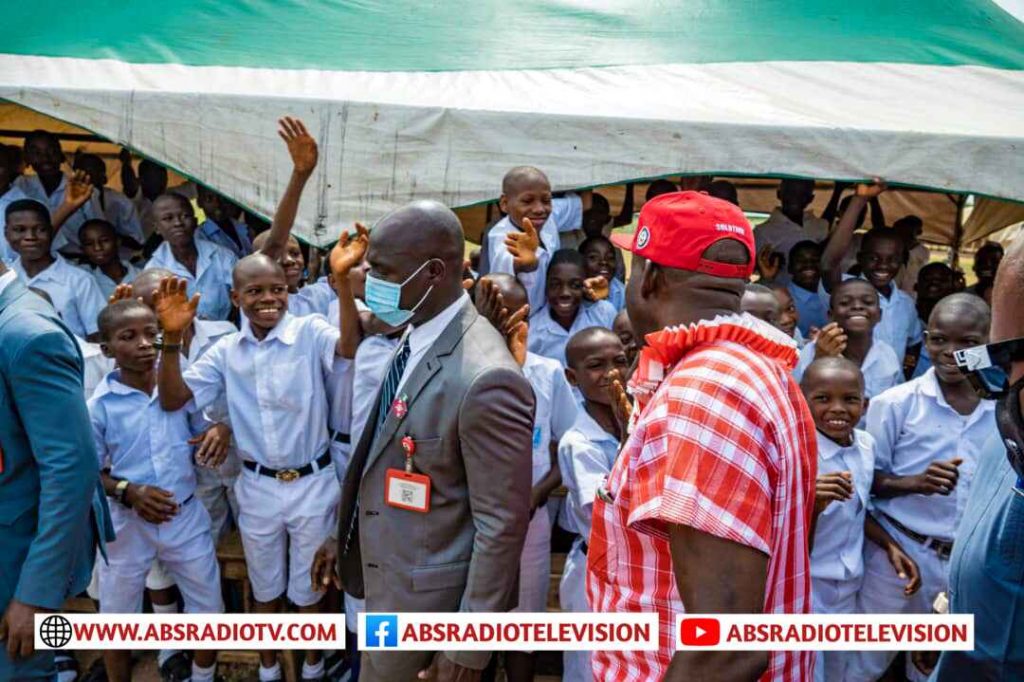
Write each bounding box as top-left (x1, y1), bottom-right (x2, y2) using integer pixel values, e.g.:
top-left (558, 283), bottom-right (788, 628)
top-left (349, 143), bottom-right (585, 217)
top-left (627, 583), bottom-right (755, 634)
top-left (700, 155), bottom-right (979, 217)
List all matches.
top-left (1, 1), bottom-right (1022, 246)
top-left (7, 0), bottom-right (1024, 71)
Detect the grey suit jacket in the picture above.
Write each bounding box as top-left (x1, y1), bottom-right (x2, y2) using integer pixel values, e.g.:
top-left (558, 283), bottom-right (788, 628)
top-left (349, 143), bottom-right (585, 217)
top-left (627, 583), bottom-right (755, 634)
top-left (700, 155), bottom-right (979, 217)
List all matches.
top-left (336, 298), bottom-right (535, 673)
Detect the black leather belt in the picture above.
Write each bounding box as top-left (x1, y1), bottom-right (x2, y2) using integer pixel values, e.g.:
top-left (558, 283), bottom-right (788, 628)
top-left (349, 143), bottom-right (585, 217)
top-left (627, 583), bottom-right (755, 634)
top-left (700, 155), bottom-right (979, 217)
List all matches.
top-left (330, 430), bottom-right (351, 445)
top-left (244, 452), bottom-right (331, 483)
top-left (882, 513), bottom-right (954, 560)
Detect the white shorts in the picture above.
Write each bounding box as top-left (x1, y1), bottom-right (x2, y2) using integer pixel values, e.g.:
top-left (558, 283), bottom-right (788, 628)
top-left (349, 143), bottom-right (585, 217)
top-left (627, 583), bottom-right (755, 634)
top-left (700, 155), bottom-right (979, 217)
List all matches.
top-left (145, 560), bottom-right (176, 591)
top-left (99, 499), bottom-right (223, 614)
top-left (345, 593), bottom-right (365, 634)
top-left (234, 463), bottom-right (340, 606)
top-left (513, 505), bottom-right (552, 614)
top-left (194, 463), bottom-right (240, 543)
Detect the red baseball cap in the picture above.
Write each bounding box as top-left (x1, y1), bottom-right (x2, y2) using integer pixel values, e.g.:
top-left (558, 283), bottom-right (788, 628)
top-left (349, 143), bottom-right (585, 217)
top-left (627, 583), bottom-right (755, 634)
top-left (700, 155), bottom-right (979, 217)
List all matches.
top-left (610, 191), bottom-right (755, 279)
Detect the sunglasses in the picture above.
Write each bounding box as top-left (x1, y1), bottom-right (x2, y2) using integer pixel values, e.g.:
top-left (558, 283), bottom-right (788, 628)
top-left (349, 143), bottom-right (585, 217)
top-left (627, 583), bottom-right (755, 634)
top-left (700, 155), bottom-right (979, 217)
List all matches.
top-left (954, 337), bottom-right (1024, 399)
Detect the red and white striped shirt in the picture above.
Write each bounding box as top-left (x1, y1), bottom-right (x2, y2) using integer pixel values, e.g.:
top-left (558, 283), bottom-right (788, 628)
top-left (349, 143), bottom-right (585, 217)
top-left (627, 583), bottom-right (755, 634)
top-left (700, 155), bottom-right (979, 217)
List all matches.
top-left (586, 314), bottom-right (817, 681)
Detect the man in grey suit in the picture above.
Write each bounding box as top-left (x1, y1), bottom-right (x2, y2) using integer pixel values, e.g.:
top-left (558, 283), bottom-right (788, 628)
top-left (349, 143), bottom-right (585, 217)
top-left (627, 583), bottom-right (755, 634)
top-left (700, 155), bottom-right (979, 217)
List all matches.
top-left (313, 200), bottom-right (535, 681)
top-left (0, 221), bottom-right (112, 681)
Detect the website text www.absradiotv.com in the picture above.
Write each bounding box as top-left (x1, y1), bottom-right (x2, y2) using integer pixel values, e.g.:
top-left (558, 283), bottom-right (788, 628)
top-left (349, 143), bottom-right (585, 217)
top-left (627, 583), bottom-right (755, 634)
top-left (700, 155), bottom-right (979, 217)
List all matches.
top-left (36, 611), bottom-right (972, 654)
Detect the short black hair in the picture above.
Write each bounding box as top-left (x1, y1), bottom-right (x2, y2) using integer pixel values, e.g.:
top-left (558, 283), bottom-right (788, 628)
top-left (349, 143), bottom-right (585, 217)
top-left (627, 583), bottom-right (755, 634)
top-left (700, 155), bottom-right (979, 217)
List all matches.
top-left (501, 166), bottom-right (549, 196)
top-left (917, 261), bottom-right (954, 280)
top-left (153, 191), bottom-right (193, 213)
top-left (78, 218), bottom-right (117, 240)
top-left (860, 227), bottom-right (905, 255)
top-left (23, 129), bottom-right (59, 151)
top-left (645, 179), bottom-right (678, 202)
top-left (479, 272), bottom-right (528, 309)
top-left (589, 193), bottom-right (610, 213)
top-left (928, 292), bottom-right (991, 330)
top-left (800, 355), bottom-right (865, 393)
top-left (97, 299), bottom-right (153, 341)
top-left (789, 239), bottom-right (822, 262)
top-left (830, 277), bottom-right (879, 307)
top-left (579, 234), bottom-right (614, 255)
top-left (0, 144), bottom-right (16, 173)
top-left (5, 198), bottom-right (51, 225)
top-left (976, 242), bottom-right (1004, 259)
top-left (565, 326), bottom-right (620, 369)
top-left (707, 179), bottom-right (739, 205)
top-left (548, 248), bottom-right (586, 272)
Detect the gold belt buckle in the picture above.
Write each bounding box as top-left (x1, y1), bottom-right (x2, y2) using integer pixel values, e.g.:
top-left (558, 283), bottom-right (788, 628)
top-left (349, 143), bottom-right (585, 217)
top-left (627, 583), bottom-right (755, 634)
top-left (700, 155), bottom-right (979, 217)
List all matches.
top-left (276, 468), bottom-right (300, 483)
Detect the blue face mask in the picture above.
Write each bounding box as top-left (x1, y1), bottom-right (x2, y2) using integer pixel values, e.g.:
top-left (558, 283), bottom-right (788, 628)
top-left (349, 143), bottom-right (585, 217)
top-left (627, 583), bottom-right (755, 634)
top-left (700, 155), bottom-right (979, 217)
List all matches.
top-left (364, 260), bottom-right (436, 327)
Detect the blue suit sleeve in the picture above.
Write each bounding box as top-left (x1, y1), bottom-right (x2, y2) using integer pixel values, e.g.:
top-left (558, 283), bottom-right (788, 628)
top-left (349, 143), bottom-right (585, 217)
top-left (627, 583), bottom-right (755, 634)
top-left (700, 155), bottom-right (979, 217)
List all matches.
top-left (11, 329), bottom-right (98, 609)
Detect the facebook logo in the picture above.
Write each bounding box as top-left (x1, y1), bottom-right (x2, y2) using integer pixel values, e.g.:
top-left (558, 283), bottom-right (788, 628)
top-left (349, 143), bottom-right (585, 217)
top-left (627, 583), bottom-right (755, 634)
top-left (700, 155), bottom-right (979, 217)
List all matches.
top-left (366, 614), bottom-right (399, 648)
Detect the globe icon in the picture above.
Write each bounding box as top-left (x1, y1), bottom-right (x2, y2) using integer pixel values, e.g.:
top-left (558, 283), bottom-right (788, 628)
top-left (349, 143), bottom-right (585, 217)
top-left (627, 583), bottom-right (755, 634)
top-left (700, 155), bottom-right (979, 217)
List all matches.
top-left (39, 615), bottom-right (72, 648)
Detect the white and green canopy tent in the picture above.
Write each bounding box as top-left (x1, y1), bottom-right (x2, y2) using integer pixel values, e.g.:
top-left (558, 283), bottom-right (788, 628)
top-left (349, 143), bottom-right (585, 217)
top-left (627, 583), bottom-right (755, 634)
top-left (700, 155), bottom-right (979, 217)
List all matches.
top-left (0, 0), bottom-right (1022, 246)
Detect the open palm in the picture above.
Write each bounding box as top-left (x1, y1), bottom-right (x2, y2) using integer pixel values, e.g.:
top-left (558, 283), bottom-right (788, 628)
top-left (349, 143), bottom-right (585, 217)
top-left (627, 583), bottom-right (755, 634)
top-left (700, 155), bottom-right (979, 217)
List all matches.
top-left (153, 277), bottom-right (199, 334)
top-left (330, 222), bottom-right (369, 276)
top-left (278, 116), bottom-right (319, 175)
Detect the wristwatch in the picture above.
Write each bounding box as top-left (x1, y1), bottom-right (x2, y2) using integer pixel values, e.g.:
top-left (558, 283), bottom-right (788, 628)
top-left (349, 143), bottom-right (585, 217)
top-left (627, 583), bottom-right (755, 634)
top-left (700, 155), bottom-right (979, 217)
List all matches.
top-left (113, 479), bottom-right (132, 507)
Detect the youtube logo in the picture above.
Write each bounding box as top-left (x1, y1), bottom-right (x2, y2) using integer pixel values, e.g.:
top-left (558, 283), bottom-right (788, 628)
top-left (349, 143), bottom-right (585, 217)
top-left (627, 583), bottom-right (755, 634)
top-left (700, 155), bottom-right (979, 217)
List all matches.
top-left (679, 617), bottom-right (721, 646)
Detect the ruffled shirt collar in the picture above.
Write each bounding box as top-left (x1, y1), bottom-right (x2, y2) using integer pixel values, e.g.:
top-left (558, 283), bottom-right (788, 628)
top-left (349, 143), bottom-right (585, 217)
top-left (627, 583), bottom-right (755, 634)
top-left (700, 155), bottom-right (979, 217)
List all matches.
top-left (628, 313), bottom-right (798, 422)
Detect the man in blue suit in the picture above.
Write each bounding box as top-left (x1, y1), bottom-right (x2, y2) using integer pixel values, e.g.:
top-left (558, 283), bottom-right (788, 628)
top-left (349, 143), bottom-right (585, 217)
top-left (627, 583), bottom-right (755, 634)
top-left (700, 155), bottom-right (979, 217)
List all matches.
top-left (0, 208), bottom-right (112, 681)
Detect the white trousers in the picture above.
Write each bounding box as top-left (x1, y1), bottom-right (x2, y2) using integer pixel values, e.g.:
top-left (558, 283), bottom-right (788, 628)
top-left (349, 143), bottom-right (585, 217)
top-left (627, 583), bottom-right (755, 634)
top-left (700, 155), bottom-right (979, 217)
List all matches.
top-left (852, 533), bottom-right (949, 681)
top-left (811, 575), bottom-right (861, 682)
top-left (559, 542), bottom-right (592, 682)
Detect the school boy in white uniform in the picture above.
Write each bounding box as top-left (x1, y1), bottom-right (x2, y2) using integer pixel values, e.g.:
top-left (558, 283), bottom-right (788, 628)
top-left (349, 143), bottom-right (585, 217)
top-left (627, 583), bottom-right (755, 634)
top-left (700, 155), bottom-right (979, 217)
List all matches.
top-left (557, 327), bottom-right (628, 682)
top-left (154, 241), bottom-right (363, 682)
top-left (527, 249), bottom-right (617, 367)
top-left (487, 166), bottom-right (587, 317)
top-left (89, 300), bottom-right (223, 682)
top-left (144, 193), bottom-right (238, 321)
top-left (6, 198), bottom-right (106, 338)
top-left (857, 294), bottom-right (996, 681)
top-left (801, 357), bottom-right (919, 682)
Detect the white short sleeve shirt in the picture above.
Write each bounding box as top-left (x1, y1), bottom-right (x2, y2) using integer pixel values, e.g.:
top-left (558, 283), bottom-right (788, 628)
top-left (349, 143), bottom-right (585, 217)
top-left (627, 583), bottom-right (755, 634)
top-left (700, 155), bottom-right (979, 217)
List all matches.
top-left (182, 312), bottom-right (339, 468)
top-left (867, 368), bottom-right (997, 540)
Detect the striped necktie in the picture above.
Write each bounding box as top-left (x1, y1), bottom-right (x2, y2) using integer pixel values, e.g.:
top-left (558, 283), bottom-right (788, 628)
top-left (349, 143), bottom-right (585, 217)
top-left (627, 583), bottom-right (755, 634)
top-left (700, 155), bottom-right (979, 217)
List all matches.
top-left (373, 337), bottom-right (411, 444)
top-left (343, 336), bottom-right (412, 556)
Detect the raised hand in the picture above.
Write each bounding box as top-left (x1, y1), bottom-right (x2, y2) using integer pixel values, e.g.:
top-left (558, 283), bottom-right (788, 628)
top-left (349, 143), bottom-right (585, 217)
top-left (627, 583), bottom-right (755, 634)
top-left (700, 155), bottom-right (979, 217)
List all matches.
top-left (814, 471), bottom-right (854, 515)
top-left (911, 458), bottom-right (963, 495)
top-left (63, 169), bottom-right (93, 209)
top-left (329, 222), bottom-right (370, 279)
top-left (278, 116), bottom-right (319, 176)
top-left (124, 483), bottom-right (178, 524)
top-left (855, 177), bottom-right (887, 199)
top-left (152, 277), bottom-right (200, 335)
top-left (814, 322), bottom-right (848, 359)
top-left (583, 276), bottom-right (610, 302)
top-left (108, 283), bottom-right (135, 304)
top-left (505, 217), bottom-right (541, 273)
top-left (189, 422), bottom-right (232, 468)
top-left (462, 258), bottom-right (475, 290)
top-left (757, 245), bottom-right (782, 282)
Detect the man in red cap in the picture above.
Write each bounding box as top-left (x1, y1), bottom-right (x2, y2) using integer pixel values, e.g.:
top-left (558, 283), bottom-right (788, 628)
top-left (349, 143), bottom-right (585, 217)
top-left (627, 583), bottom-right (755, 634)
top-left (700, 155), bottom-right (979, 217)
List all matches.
top-left (588, 191), bottom-right (817, 681)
